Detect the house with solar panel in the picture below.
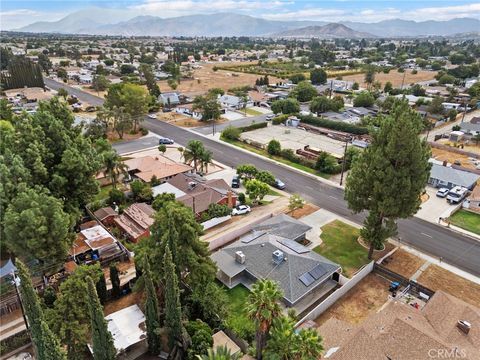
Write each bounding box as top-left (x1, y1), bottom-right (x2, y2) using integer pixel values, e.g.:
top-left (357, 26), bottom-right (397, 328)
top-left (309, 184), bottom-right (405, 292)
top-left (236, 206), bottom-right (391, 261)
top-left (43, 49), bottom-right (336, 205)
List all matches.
top-left (211, 214), bottom-right (341, 312)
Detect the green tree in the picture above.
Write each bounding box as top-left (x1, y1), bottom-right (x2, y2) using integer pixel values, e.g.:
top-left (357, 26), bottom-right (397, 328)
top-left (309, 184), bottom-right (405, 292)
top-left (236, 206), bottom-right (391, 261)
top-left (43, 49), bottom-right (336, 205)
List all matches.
top-left (267, 139), bottom-right (281, 155)
top-left (315, 152), bottom-right (339, 174)
top-left (364, 65), bottom-right (376, 89)
top-left (345, 101), bottom-right (431, 259)
top-left (221, 125), bottom-right (241, 140)
top-left (92, 75), bottom-right (110, 92)
top-left (199, 149), bottom-right (213, 173)
top-left (17, 261), bottom-right (66, 360)
top-left (87, 277), bottom-right (116, 360)
top-left (164, 245), bottom-right (183, 349)
top-left (256, 170), bottom-right (275, 185)
top-left (246, 279), bottom-right (283, 360)
top-left (144, 256), bottom-right (162, 354)
top-left (193, 93), bottom-right (221, 122)
top-left (186, 320), bottom-right (213, 360)
top-left (96, 272), bottom-right (108, 305)
top-left (310, 68), bottom-right (327, 85)
top-left (184, 140), bottom-right (207, 172)
top-left (353, 91), bottom-right (375, 107)
top-left (351, 82), bottom-right (359, 90)
top-left (109, 263), bottom-right (121, 299)
top-left (245, 179), bottom-right (270, 205)
top-left (47, 265), bottom-right (102, 359)
top-left (236, 164), bottom-right (258, 179)
top-left (383, 81), bottom-right (393, 93)
top-left (152, 192), bottom-right (176, 211)
top-left (289, 81), bottom-right (318, 102)
top-left (427, 96), bottom-right (445, 114)
top-left (4, 187), bottom-right (73, 266)
top-left (140, 63), bottom-right (161, 97)
top-left (289, 73), bottom-right (306, 84)
top-left (288, 194), bottom-right (305, 215)
top-left (57, 88), bottom-right (69, 99)
top-left (158, 144), bottom-right (167, 154)
top-left (271, 98), bottom-right (300, 115)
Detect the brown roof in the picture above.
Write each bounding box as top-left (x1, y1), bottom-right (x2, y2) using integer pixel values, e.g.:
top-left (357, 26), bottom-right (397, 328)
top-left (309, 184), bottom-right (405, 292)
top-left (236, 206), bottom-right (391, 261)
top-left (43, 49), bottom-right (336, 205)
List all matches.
top-left (318, 290), bottom-right (480, 360)
top-left (124, 156), bottom-right (192, 183)
top-left (469, 186), bottom-right (480, 201)
top-left (114, 203), bottom-right (155, 239)
top-left (94, 206), bottom-right (117, 220)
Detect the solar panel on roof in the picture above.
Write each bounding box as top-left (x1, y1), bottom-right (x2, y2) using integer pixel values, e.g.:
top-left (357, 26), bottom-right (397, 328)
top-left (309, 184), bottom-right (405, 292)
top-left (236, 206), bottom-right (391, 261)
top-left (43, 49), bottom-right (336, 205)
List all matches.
top-left (309, 264), bottom-right (326, 280)
top-left (241, 231), bottom-right (266, 243)
top-left (277, 238), bottom-right (309, 254)
top-left (299, 272), bottom-right (315, 287)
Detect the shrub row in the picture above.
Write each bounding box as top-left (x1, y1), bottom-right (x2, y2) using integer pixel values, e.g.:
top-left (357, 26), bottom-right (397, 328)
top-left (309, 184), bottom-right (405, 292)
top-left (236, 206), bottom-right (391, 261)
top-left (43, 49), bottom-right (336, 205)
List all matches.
top-left (298, 114), bottom-right (369, 135)
top-left (0, 331), bottom-right (30, 356)
top-left (239, 122), bottom-right (268, 132)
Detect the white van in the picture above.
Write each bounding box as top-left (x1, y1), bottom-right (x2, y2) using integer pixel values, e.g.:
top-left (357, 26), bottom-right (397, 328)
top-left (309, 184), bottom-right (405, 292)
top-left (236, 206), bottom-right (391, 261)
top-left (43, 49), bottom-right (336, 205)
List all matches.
top-left (446, 186), bottom-right (469, 204)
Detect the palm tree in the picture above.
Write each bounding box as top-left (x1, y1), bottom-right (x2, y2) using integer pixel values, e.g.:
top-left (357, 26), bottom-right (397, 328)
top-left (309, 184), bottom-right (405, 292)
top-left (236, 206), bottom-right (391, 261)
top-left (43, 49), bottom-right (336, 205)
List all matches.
top-left (184, 140), bottom-right (205, 172)
top-left (199, 149), bottom-right (213, 174)
top-left (196, 345), bottom-right (240, 360)
top-left (103, 150), bottom-right (128, 189)
top-left (246, 279), bottom-right (283, 360)
top-left (263, 316), bottom-right (296, 359)
top-left (293, 328), bottom-right (324, 360)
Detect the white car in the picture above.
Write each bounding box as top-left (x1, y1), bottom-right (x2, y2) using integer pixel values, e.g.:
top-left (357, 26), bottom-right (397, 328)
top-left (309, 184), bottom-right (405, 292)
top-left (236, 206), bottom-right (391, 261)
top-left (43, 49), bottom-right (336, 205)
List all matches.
top-left (436, 188), bottom-right (449, 198)
top-left (147, 113), bottom-right (157, 119)
top-left (232, 205), bottom-right (251, 216)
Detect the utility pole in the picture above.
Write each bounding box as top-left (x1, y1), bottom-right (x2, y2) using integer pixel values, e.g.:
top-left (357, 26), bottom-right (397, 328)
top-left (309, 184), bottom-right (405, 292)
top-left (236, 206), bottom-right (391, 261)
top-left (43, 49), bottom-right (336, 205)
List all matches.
top-left (339, 138), bottom-right (349, 186)
top-left (400, 70), bottom-right (406, 91)
top-left (461, 101), bottom-right (467, 123)
top-left (12, 271), bottom-right (29, 330)
top-left (329, 80), bottom-right (333, 99)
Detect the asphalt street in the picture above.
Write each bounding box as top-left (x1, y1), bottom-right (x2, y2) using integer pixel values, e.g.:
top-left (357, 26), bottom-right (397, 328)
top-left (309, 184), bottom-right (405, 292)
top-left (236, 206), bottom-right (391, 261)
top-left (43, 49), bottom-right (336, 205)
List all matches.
top-left (46, 79), bottom-right (480, 277)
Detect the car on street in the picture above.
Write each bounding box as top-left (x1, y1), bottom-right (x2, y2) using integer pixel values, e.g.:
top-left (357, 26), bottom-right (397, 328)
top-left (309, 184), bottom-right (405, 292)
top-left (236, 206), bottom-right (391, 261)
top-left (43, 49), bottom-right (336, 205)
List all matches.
top-left (162, 108), bottom-right (172, 112)
top-left (436, 188), bottom-right (449, 198)
top-left (231, 175), bottom-right (240, 188)
top-left (148, 113), bottom-right (157, 119)
top-left (158, 137), bottom-right (174, 145)
top-left (273, 178), bottom-right (286, 190)
top-left (232, 205), bottom-right (251, 215)
top-left (266, 114), bottom-right (275, 121)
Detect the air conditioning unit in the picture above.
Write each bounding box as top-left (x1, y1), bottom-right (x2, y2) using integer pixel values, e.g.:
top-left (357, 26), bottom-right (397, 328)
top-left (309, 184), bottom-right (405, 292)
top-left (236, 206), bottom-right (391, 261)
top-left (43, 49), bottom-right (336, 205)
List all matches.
top-left (457, 320), bottom-right (471, 334)
top-left (235, 251), bottom-right (246, 264)
top-left (272, 250), bottom-right (284, 264)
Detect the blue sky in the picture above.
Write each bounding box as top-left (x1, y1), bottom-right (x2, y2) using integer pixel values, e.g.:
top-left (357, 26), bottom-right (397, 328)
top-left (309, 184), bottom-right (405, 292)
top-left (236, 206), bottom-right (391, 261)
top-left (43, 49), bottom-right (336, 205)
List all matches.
top-left (1, 0), bottom-right (480, 29)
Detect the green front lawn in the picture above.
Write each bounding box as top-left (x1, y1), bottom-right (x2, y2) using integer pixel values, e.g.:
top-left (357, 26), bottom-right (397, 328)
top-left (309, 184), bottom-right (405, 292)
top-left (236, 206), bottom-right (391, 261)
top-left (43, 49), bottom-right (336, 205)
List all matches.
top-left (93, 184), bottom-right (113, 202)
top-left (313, 220), bottom-right (368, 277)
top-left (224, 285), bottom-right (255, 341)
top-left (244, 108), bottom-right (263, 116)
top-left (449, 210), bottom-right (480, 235)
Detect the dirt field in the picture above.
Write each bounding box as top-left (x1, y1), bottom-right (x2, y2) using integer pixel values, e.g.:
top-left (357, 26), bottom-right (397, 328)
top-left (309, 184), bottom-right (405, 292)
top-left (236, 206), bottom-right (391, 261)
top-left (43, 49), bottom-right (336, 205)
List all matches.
top-left (288, 203), bottom-right (320, 219)
top-left (80, 86), bottom-right (107, 99)
top-left (315, 273), bottom-right (390, 326)
top-left (437, 139), bottom-right (480, 156)
top-left (158, 62), bottom-right (282, 97)
top-left (104, 291), bottom-right (144, 316)
top-left (342, 69), bottom-right (437, 88)
top-left (431, 147), bottom-right (479, 170)
top-left (383, 249), bottom-right (425, 278)
top-left (417, 264), bottom-right (480, 308)
top-left (156, 111), bottom-right (227, 127)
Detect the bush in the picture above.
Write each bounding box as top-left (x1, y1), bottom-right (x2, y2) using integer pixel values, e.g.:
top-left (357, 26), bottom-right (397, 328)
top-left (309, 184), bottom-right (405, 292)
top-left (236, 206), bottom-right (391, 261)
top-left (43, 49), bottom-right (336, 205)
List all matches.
top-left (315, 152), bottom-right (341, 174)
top-left (239, 122), bottom-right (268, 132)
top-left (267, 139), bottom-right (281, 155)
top-left (290, 73), bottom-right (306, 84)
top-left (108, 188), bottom-right (126, 206)
top-left (257, 170), bottom-right (275, 185)
top-left (353, 91), bottom-right (375, 107)
top-left (272, 114), bottom-right (289, 125)
top-left (0, 331), bottom-right (30, 356)
top-left (238, 192), bottom-right (246, 204)
top-left (185, 320), bottom-right (213, 360)
top-left (280, 148), bottom-right (300, 163)
top-left (299, 114), bottom-right (368, 135)
top-left (222, 125), bottom-right (242, 140)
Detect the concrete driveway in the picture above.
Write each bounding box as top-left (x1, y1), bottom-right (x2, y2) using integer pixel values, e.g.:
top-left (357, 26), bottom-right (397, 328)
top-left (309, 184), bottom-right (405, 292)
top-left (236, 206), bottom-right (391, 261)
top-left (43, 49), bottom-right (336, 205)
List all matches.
top-left (222, 111), bottom-right (245, 121)
top-left (415, 187), bottom-right (458, 223)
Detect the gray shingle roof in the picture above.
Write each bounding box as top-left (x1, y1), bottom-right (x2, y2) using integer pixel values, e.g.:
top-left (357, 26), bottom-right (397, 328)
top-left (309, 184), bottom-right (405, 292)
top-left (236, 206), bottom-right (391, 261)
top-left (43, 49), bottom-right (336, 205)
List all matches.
top-left (430, 163), bottom-right (480, 188)
top-left (252, 214), bottom-right (311, 240)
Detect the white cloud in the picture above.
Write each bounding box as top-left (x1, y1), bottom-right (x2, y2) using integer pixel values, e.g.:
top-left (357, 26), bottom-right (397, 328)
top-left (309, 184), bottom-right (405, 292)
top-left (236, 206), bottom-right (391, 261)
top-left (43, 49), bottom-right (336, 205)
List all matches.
top-left (263, 8), bottom-right (346, 21)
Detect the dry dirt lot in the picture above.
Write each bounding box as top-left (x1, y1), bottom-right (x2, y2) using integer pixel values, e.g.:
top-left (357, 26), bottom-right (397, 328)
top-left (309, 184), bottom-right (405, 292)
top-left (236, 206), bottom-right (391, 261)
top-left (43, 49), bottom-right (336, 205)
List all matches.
top-left (417, 264), bottom-right (480, 308)
top-left (158, 62), bottom-right (282, 97)
top-left (342, 69), bottom-right (437, 88)
top-left (437, 139), bottom-right (480, 156)
top-left (431, 147), bottom-right (480, 170)
top-left (383, 248), bottom-right (425, 279)
top-left (104, 291), bottom-right (144, 316)
top-left (314, 273), bottom-right (391, 326)
top-left (288, 203), bottom-right (320, 219)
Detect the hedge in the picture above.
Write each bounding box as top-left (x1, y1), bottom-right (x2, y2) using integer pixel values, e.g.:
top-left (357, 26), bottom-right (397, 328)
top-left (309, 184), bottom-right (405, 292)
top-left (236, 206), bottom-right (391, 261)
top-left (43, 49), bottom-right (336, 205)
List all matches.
top-left (0, 330), bottom-right (30, 356)
top-left (272, 114), bottom-right (289, 125)
top-left (298, 114), bottom-right (369, 135)
top-left (239, 122), bottom-right (268, 132)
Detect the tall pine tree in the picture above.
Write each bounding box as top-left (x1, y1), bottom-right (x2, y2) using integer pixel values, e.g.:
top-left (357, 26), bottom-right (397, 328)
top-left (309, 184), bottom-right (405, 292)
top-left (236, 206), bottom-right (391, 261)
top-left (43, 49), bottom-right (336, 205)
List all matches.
top-left (345, 100), bottom-right (431, 258)
top-left (109, 263), bottom-right (121, 299)
top-left (17, 261), bottom-right (66, 360)
top-left (144, 256), bottom-right (162, 354)
top-left (164, 245), bottom-right (183, 350)
top-left (96, 272), bottom-right (108, 305)
top-left (87, 276), bottom-right (116, 360)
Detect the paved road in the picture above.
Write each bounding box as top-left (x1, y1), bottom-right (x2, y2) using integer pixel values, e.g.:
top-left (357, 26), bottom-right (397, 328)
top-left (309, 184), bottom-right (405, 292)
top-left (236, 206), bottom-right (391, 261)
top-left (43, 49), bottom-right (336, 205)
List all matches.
top-left (193, 114), bottom-right (269, 135)
top-left (112, 137), bottom-right (159, 155)
top-left (47, 79), bottom-right (480, 277)
top-left (45, 77), bottom-right (104, 107)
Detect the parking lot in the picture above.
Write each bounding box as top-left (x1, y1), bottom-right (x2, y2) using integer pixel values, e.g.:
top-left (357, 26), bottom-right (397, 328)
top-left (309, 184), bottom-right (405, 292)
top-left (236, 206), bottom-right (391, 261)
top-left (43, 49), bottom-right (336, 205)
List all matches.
top-left (240, 124), bottom-right (346, 157)
top-left (415, 186), bottom-right (458, 223)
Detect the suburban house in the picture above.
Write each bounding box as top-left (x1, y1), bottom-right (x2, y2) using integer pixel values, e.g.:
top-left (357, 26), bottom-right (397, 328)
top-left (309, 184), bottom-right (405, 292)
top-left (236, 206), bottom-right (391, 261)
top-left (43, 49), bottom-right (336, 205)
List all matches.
top-left (124, 156), bottom-right (192, 184)
top-left (218, 94), bottom-right (253, 110)
top-left (158, 92), bottom-right (180, 106)
top-left (459, 122), bottom-right (480, 136)
top-left (114, 203), bottom-right (155, 243)
top-left (69, 220), bottom-right (125, 265)
top-left (93, 206), bottom-right (118, 226)
top-left (465, 186), bottom-right (480, 213)
top-left (318, 290), bottom-right (480, 359)
top-left (428, 163), bottom-right (480, 190)
top-left (212, 214), bottom-right (341, 311)
top-left (153, 173), bottom-right (237, 217)
top-left (175, 103), bottom-right (203, 120)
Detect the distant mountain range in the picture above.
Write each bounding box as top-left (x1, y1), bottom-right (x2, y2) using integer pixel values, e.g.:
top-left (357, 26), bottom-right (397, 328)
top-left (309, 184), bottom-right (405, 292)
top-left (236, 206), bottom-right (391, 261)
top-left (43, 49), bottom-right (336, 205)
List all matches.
top-left (16, 10), bottom-right (480, 38)
top-left (272, 23), bottom-right (376, 39)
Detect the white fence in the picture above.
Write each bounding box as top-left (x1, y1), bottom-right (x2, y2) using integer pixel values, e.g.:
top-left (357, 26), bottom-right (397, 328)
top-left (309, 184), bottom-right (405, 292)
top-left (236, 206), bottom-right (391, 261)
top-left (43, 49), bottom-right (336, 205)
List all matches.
top-left (295, 261), bottom-right (375, 327)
